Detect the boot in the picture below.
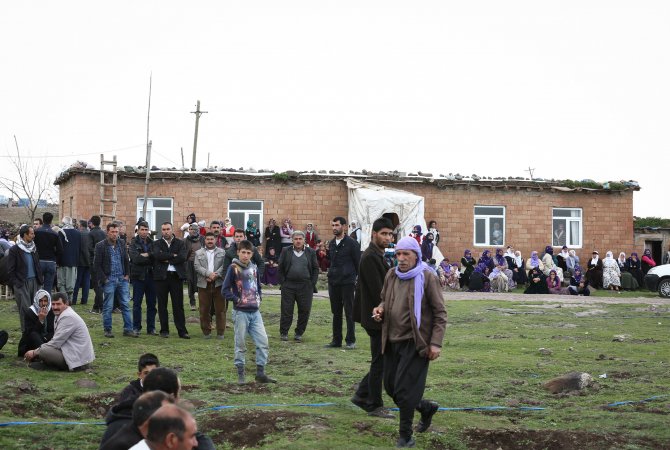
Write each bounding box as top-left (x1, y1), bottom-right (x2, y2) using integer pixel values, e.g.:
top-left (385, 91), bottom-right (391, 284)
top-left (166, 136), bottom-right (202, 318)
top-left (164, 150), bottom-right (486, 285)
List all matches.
top-left (415, 400), bottom-right (439, 432)
top-left (255, 365), bottom-right (277, 383)
top-left (237, 365), bottom-right (245, 385)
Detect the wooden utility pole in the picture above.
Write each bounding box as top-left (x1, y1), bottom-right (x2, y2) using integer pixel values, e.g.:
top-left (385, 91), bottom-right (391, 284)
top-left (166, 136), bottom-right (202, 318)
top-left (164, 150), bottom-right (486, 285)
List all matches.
top-left (190, 100), bottom-right (207, 170)
top-left (142, 74), bottom-right (152, 220)
top-left (181, 147), bottom-right (185, 168)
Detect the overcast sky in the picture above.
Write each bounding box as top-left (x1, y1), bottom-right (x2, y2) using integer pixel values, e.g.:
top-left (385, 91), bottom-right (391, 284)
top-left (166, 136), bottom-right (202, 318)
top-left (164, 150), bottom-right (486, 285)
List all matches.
top-left (1, 2), bottom-right (668, 216)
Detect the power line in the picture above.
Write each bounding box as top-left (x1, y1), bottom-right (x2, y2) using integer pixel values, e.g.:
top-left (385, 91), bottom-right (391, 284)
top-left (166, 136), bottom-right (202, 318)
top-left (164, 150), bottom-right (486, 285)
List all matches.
top-left (0, 144), bottom-right (144, 159)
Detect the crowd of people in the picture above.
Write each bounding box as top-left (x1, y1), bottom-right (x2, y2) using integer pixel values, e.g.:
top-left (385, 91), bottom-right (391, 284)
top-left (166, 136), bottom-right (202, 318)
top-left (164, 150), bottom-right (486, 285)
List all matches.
top-left (2, 211), bottom-right (669, 448)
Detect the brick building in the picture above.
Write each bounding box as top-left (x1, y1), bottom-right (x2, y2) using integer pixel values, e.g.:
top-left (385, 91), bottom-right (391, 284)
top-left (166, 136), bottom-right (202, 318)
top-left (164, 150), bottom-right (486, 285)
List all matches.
top-left (55, 167), bottom-right (639, 263)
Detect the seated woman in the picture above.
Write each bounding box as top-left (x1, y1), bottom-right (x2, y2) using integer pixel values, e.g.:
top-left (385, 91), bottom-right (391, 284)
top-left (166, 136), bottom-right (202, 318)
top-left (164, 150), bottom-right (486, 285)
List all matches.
top-left (512, 250), bottom-right (528, 285)
top-left (618, 252), bottom-right (638, 291)
top-left (641, 249), bottom-right (656, 275)
top-left (18, 290), bottom-right (55, 357)
top-left (525, 251), bottom-right (545, 279)
top-left (468, 262), bottom-right (490, 292)
top-left (478, 249), bottom-right (495, 272)
top-left (556, 246), bottom-right (571, 276)
top-left (626, 252), bottom-right (644, 288)
top-left (546, 269), bottom-right (565, 294)
top-left (489, 266), bottom-right (510, 293)
top-left (542, 246), bottom-right (564, 283)
top-left (568, 267), bottom-right (590, 296)
top-left (261, 247), bottom-right (280, 286)
top-left (586, 251), bottom-right (604, 289)
top-left (460, 249), bottom-right (476, 289)
top-left (524, 267), bottom-right (548, 294)
top-left (437, 258), bottom-right (460, 290)
top-left (494, 248), bottom-right (516, 290)
top-left (602, 251), bottom-right (621, 292)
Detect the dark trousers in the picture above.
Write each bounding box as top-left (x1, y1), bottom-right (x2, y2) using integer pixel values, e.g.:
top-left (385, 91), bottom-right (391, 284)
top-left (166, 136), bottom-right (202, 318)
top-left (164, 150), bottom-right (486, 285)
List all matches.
top-left (186, 260), bottom-right (197, 306)
top-left (328, 283), bottom-right (355, 345)
top-left (384, 339), bottom-right (429, 440)
top-left (354, 329), bottom-right (384, 411)
top-left (279, 281), bottom-right (314, 336)
top-left (72, 266), bottom-right (90, 305)
top-left (132, 277), bottom-right (157, 333)
top-left (92, 285), bottom-right (103, 310)
top-left (155, 272), bottom-right (188, 336)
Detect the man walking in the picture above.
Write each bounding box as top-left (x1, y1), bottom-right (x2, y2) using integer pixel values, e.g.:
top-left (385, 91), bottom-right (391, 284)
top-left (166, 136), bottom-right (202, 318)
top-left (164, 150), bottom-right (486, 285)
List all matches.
top-left (194, 232), bottom-right (226, 339)
top-left (6, 225), bottom-right (43, 331)
top-left (326, 216), bottom-right (360, 349)
top-left (72, 220), bottom-right (91, 305)
top-left (352, 218), bottom-right (395, 418)
top-left (88, 215), bottom-right (107, 314)
top-left (93, 223), bottom-right (136, 338)
top-left (129, 221), bottom-right (157, 335)
top-left (56, 216), bottom-right (80, 301)
top-left (372, 237), bottom-right (447, 448)
top-left (277, 230), bottom-right (319, 342)
top-left (33, 212), bottom-right (62, 293)
top-left (152, 222), bottom-right (190, 339)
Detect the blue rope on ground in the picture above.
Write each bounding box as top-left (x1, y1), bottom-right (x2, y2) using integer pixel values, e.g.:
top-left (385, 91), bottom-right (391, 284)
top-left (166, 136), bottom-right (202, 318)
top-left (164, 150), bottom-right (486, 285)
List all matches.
top-left (1, 395), bottom-right (666, 427)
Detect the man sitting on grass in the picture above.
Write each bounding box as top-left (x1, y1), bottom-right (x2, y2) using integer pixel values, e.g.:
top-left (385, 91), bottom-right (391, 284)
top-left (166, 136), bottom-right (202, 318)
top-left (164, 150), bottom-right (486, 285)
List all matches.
top-left (23, 292), bottom-right (95, 371)
top-left (119, 353), bottom-right (160, 402)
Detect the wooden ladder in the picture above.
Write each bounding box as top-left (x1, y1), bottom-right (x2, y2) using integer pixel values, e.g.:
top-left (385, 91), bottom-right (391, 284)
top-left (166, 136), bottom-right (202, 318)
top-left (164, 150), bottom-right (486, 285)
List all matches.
top-left (99, 154), bottom-right (118, 221)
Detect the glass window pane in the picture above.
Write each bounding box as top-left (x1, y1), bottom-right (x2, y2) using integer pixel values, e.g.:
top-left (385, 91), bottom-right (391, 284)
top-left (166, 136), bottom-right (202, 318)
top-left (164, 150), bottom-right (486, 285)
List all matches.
top-left (230, 212), bottom-right (245, 231)
top-left (475, 218), bottom-right (486, 244)
top-left (553, 219), bottom-right (566, 247)
top-left (490, 218), bottom-right (504, 245)
top-left (553, 208), bottom-right (581, 218)
top-left (152, 199), bottom-right (172, 208)
top-left (229, 201), bottom-right (262, 211)
top-left (569, 221), bottom-right (580, 246)
top-left (475, 206), bottom-right (504, 216)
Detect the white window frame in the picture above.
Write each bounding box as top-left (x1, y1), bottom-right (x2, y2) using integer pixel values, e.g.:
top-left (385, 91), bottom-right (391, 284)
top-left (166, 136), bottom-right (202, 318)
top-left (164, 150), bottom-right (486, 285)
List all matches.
top-left (552, 208), bottom-right (582, 248)
top-left (137, 198), bottom-right (173, 234)
top-left (227, 200), bottom-right (264, 237)
top-left (473, 205), bottom-right (505, 247)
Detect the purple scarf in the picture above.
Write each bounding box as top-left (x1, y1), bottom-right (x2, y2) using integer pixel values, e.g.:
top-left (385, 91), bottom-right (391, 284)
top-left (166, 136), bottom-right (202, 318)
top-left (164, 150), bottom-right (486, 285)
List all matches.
top-left (529, 251), bottom-right (540, 268)
top-left (495, 249), bottom-right (506, 266)
top-left (395, 237), bottom-right (428, 328)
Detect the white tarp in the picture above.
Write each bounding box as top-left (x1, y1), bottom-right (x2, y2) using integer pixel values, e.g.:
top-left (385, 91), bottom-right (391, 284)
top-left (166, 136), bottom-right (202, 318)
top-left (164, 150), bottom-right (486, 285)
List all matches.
top-left (346, 178), bottom-right (443, 261)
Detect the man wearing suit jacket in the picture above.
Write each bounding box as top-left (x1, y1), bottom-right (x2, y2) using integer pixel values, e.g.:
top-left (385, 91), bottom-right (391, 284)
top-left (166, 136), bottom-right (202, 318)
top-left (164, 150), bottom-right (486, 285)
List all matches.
top-left (194, 232), bottom-right (226, 339)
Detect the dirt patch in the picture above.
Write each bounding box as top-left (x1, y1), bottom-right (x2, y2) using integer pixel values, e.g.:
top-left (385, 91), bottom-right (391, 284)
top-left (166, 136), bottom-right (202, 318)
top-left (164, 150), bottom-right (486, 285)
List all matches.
top-left (352, 421), bottom-right (388, 438)
top-left (203, 410), bottom-right (307, 447)
top-left (73, 392), bottom-right (118, 418)
top-left (208, 383), bottom-right (271, 394)
top-left (608, 371), bottom-right (633, 379)
top-left (630, 338), bottom-right (661, 344)
top-left (295, 384), bottom-right (344, 397)
top-left (462, 428), bottom-right (666, 450)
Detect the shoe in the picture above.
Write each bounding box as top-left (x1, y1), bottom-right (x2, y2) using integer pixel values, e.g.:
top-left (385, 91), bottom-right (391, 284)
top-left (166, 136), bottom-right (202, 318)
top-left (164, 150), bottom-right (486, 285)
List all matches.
top-left (104, 330), bottom-right (114, 338)
top-left (217, 335), bottom-right (225, 340)
top-left (294, 334), bottom-right (302, 342)
top-left (123, 330), bottom-right (139, 338)
top-left (324, 342), bottom-right (342, 348)
top-left (113, 308), bottom-right (122, 314)
top-left (179, 334), bottom-right (191, 340)
top-left (368, 406), bottom-right (395, 419)
top-left (280, 334), bottom-right (289, 341)
top-left (29, 361), bottom-right (49, 371)
top-left (89, 309), bottom-right (101, 315)
top-left (147, 330), bottom-right (158, 336)
top-left (345, 342), bottom-right (356, 350)
top-left (160, 333), bottom-right (169, 338)
top-left (396, 436), bottom-right (416, 448)
top-left (255, 374), bottom-right (277, 383)
top-left (190, 304), bottom-right (197, 311)
top-left (351, 395), bottom-right (368, 411)
top-left (203, 334), bottom-right (212, 340)
top-left (416, 400), bottom-right (439, 433)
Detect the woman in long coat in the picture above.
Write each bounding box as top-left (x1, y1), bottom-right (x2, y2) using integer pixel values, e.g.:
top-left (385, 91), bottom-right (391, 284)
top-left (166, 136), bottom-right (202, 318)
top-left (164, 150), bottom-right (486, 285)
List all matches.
top-left (586, 251), bottom-right (604, 289)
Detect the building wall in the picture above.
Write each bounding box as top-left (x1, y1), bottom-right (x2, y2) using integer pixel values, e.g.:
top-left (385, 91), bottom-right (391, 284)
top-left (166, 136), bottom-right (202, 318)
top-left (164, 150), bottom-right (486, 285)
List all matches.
top-left (59, 173), bottom-right (636, 263)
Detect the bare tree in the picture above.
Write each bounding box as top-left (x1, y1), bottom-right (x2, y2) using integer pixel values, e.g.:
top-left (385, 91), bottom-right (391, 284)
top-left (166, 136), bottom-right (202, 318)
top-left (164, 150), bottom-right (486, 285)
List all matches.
top-left (0, 135), bottom-right (56, 224)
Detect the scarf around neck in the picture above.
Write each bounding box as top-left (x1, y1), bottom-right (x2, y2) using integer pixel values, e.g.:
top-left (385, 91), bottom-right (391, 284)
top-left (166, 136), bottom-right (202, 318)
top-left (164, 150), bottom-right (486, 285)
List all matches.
top-left (18, 237), bottom-right (36, 253)
top-left (394, 236), bottom-right (426, 328)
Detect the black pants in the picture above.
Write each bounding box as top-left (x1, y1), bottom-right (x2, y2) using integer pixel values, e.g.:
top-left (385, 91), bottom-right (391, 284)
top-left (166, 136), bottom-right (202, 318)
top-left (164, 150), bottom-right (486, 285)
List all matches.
top-left (279, 281), bottom-right (313, 336)
top-left (354, 329), bottom-right (384, 411)
top-left (92, 285), bottom-right (103, 310)
top-left (328, 283), bottom-right (355, 345)
top-left (186, 260), bottom-right (197, 306)
top-left (384, 339), bottom-right (429, 440)
top-left (155, 272), bottom-right (188, 336)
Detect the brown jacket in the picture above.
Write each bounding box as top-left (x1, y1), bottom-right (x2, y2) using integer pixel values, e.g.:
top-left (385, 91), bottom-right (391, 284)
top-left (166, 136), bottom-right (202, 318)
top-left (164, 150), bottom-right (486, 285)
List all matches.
top-left (379, 268), bottom-right (447, 358)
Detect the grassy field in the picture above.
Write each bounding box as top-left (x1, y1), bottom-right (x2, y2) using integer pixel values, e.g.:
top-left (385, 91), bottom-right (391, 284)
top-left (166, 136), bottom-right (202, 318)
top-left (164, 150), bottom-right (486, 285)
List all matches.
top-left (0, 288), bottom-right (669, 449)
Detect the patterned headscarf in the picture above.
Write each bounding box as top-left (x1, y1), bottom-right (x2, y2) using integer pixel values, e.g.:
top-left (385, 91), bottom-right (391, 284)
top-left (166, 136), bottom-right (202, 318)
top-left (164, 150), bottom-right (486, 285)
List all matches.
top-left (529, 251), bottom-right (540, 268)
top-left (495, 248), bottom-right (506, 266)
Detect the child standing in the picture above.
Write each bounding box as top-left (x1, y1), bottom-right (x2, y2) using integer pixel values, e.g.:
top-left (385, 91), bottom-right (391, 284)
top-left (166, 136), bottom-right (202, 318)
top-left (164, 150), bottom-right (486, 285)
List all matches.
top-left (222, 240), bottom-right (276, 385)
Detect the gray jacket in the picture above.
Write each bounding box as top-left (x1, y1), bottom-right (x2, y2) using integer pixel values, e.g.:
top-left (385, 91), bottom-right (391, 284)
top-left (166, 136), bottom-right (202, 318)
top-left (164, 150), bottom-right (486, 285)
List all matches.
top-left (194, 247), bottom-right (226, 288)
top-left (37, 306), bottom-right (95, 370)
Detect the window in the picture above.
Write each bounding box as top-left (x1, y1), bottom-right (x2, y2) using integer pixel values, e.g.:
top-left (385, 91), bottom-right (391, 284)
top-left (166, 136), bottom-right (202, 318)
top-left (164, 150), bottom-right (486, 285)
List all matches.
top-left (474, 206), bottom-right (505, 246)
top-left (228, 200), bottom-right (263, 237)
top-left (137, 198), bottom-right (173, 233)
top-left (552, 208), bottom-right (582, 248)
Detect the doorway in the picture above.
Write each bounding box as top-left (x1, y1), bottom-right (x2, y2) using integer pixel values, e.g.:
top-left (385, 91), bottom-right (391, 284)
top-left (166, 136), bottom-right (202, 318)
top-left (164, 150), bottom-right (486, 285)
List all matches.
top-left (645, 240), bottom-right (663, 265)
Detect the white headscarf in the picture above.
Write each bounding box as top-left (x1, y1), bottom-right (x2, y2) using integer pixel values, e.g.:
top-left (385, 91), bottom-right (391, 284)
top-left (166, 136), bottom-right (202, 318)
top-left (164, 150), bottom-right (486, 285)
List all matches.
top-left (30, 289), bottom-right (52, 316)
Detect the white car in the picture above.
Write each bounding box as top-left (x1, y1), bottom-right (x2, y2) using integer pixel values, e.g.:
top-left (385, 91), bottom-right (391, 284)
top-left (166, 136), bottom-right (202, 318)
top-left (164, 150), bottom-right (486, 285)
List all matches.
top-left (644, 264), bottom-right (670, 298)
